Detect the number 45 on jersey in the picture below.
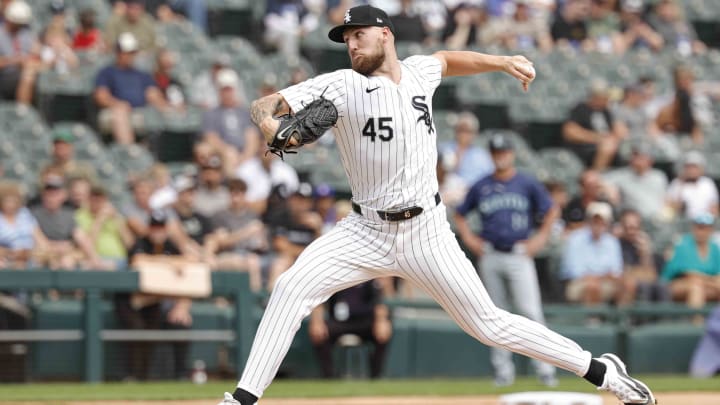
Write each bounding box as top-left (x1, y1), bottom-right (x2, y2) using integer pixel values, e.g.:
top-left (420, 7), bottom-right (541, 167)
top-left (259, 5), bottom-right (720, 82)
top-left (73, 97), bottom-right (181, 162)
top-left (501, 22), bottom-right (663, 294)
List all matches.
top-left (363, 117), bottom-right (394, 142)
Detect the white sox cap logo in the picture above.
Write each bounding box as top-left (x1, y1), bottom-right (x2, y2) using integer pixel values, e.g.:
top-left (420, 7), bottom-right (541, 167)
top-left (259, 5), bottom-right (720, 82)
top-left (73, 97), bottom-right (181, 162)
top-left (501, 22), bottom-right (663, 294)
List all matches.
top-left (344, 10), bottom-right (351, 23)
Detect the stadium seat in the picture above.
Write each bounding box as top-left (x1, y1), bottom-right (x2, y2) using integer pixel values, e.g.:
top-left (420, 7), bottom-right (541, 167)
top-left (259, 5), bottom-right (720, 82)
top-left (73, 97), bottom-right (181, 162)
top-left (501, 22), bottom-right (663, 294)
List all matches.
top-left (433, 110), bottom-right (459, 144)
top-left (108, 144), bottom-right (156, 179)
top-left (645, 219), bottom-right (682, 255)
top-left (2, 157), bottom-right (36, 193)
top-left (0, 139), bottom-right (17, 160)
top-left (207, 0), bottom-right (257, 39)
top-left (307, 147), bottom-right (350, 194)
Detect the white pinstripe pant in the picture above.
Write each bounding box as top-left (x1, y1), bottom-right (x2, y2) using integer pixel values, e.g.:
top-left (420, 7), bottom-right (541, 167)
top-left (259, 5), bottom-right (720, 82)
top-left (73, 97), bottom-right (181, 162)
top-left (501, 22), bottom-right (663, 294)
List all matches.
top-left (237, 203), bottom-right (591, 397)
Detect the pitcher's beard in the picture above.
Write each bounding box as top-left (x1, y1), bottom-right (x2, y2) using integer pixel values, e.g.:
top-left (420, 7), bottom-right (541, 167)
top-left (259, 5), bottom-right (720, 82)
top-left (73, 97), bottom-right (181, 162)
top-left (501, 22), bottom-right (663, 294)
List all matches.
top-left (351, 48), bottom-right (385, 76)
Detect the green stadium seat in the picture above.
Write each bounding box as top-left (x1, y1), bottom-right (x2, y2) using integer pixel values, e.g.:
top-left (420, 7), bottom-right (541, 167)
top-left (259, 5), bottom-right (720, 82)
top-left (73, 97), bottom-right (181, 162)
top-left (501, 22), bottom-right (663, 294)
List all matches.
top-left (307, 147), bottom-right (350, 193)
top-left (2, 157), bottom-right (36, 191)
top-left (0, 138), bottom-right (17, 159)
top-left (147, 108), bottom-right (202, 163)
top-left (158, 21), bottom-right (211, 54)
top-left (286, 145), bottom-right (326, 176)
top-left (537, 148), bottom-right (585, 173)
top-left (395, 41), bottom-right (426, 59)
top-left (207, 0), bottom-right (257, 38)
top-left (0, 102), bottom-right (43, 129)
top-left (166, 162), bottom-right (198, 178)
top-left (109, 144), bottom-right (156, 177)
top-left (645, 219), bottom-right (681, 255)
top-left (433, 110), bottom-right (459, 144)
top-left (315, 46), bottom-right (351, 73)
top-left (261, 52), bottom-right (316, 87)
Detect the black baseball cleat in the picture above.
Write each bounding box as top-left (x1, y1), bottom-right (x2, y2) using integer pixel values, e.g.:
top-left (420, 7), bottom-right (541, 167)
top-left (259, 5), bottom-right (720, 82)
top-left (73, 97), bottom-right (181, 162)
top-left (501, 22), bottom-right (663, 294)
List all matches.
top-left (596, 353), bottom-right (657, 405)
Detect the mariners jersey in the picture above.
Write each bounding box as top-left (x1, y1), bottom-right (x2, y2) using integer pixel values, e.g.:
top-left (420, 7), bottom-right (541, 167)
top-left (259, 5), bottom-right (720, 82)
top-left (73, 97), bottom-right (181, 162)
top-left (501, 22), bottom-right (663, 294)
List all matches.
top-left (279, 55), bottom-right (442, 211)
top-left (456, 172), bottom-right (552, 250)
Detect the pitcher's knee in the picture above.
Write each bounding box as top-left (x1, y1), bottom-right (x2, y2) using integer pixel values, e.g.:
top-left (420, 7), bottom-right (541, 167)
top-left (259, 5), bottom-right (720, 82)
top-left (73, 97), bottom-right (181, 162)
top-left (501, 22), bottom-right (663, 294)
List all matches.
top-left (271, 271), bottom-right (295, 296)
top-left (271, 270), bottom-right (318, 306)
top-left (468, 306), bottom-right (514, 347)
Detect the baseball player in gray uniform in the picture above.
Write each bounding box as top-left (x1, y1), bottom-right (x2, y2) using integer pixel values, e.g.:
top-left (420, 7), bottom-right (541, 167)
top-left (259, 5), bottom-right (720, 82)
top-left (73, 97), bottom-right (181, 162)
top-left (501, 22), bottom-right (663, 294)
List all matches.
top-left (219, 5), bottom-right (656, 405)
top-left (454, 133), bottom-right (558, 387)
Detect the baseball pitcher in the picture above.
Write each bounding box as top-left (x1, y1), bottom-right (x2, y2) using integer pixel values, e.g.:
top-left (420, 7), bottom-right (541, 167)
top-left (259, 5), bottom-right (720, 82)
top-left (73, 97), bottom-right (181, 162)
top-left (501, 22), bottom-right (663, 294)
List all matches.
top-left (218, 5), bottom-right (656, 405)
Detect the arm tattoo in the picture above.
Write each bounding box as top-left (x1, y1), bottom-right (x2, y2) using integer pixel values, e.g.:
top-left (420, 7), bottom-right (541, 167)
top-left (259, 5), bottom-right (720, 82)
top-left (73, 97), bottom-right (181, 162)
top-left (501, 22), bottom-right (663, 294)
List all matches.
top-left (250, 95), bottom-right (284, 126)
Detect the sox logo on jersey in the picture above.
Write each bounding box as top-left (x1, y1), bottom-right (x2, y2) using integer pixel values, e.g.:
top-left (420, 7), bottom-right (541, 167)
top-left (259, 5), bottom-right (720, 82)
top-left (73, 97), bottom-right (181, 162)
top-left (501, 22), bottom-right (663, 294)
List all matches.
top-left (411, 95), bottom-right (434, 134)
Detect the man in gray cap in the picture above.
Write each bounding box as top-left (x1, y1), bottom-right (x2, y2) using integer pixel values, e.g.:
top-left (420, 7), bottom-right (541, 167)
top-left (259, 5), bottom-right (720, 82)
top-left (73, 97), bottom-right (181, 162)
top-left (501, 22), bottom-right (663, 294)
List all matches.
top-left (604, 143), bottom-right (668, 220)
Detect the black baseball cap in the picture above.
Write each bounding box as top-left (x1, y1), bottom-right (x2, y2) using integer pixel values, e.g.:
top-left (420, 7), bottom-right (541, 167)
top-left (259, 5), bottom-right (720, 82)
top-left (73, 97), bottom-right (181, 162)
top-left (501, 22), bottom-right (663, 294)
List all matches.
top-left (328, 5), bottom-right (395, 43)
top-left (488, 133), bottom-right (514, 152)
top-left (148, 210), bottom-right (168, 227)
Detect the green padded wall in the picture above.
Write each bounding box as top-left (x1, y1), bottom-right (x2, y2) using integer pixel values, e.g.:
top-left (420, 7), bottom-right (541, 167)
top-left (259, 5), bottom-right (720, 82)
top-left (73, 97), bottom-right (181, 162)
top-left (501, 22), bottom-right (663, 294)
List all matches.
top-left (626, 323), bottom-right (704, 373)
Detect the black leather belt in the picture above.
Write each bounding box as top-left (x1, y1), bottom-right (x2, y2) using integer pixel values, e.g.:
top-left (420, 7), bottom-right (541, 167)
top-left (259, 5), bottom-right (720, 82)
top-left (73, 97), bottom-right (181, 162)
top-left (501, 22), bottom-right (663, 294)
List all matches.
top-left (492, 244), bottom-right (515, 253)
top-left (352, 193), bottom-right (441, 222)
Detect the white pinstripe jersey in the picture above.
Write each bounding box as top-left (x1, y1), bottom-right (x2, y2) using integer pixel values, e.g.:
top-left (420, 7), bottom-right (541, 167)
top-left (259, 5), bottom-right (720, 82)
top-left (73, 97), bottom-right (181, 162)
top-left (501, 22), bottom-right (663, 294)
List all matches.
top-left (279, 55), bottom-right (443, 211)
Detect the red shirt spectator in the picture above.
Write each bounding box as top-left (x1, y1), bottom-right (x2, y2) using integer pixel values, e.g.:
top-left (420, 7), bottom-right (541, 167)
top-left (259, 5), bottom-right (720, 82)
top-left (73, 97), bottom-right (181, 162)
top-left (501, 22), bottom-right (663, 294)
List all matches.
top-left (72, 9), bottom-right (104, 51)
top-left (73, 28), bottom-right (101, 49)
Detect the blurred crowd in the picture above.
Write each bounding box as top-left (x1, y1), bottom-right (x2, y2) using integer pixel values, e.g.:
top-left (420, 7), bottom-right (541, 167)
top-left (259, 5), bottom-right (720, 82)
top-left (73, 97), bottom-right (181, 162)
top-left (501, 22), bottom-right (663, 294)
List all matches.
top-left (0, 0), bottom-right (717, 305)
top-left (0, 138), bottom-right (353, 294)
top-left (0, 0), bottom-right (713, 104)
top-left (440, 113), bottom-right (720, 315)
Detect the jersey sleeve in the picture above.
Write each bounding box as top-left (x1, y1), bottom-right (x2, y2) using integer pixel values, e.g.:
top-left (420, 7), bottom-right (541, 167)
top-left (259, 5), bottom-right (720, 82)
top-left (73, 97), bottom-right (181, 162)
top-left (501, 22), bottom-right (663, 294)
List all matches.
top-left (456, 181), bottom-right (481, 216)
top-left (278, 70), bottom-right (346, 115)
top-left (403, 55), bottom-right (443, 93)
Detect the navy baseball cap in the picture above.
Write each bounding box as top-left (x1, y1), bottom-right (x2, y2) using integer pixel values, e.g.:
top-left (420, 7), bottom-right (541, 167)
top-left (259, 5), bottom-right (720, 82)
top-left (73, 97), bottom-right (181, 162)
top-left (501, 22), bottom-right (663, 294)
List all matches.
top-left (314, 183), bottom-right (335, 198)
top-left (488, 133), bottom-right (514, 152)
top-left (328, 5), bottom-right (395, 43)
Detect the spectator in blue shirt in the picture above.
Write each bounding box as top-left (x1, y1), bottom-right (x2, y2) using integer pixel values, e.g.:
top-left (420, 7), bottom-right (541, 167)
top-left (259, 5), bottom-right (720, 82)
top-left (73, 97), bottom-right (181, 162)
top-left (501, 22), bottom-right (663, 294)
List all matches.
top-left (439, 112), bottom-right (494, 190)
top-left (561, 201), bottom-right (627, 306)
top-left (0, 181), bottom-right (48, 269)
top-left (93, 32), bottom-right (169, 144)
top-left (662, 212), bottom-right (720, 310)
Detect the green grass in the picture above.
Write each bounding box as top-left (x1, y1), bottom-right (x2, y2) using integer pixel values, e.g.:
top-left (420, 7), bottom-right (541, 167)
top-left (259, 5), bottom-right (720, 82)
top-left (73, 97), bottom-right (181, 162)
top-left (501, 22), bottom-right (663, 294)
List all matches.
top-left (0, 376), bottom-right (718, 401)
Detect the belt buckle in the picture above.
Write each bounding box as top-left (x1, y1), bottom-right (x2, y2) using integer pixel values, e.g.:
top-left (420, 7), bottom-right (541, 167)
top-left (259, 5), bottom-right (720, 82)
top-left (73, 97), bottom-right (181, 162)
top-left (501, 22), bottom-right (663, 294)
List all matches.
top-left (404, 210), bottom-right (411, 219)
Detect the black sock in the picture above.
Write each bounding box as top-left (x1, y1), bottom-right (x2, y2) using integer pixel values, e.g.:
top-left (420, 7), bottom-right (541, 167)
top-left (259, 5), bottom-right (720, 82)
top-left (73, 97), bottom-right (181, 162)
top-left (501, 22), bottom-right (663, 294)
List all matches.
top-left (232, 388), bottom-right (258, 405)
top-left (583, 358), bottom-right (607, 387)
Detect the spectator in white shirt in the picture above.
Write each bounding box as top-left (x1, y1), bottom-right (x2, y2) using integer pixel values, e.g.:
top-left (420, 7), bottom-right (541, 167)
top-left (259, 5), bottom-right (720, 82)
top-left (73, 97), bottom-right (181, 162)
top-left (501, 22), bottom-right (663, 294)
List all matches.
top-left (666, 150), bottom-right (719, 219)
top-left (234, 144), bottom-right (299, 214)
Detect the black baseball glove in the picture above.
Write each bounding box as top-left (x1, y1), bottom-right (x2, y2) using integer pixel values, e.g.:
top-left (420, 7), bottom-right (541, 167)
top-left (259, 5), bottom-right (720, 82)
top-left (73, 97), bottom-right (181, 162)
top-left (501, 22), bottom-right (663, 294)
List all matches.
top-left (268, 96), bottom-right (338, 159)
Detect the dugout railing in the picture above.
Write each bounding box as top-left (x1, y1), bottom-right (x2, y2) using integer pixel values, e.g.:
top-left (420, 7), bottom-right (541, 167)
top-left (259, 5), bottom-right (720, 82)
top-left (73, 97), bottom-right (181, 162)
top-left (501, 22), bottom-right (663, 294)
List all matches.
top-left (0, 270), bottom-right (716, 380)
top-left (0, 269), bottom-right (253, 382)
